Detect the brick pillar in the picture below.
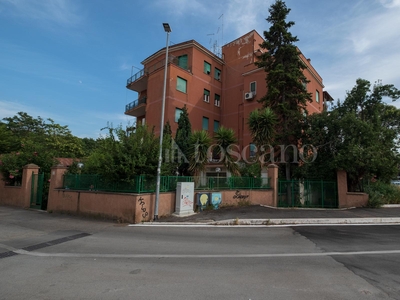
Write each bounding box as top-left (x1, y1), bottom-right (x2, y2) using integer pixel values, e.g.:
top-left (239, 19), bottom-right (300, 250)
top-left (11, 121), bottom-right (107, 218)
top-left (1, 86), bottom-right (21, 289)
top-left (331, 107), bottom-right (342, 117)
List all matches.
top-left (267, 164), bottom-right (279, 207)
top-left (49, 165), bottom-right (68, 190)
top-left (21, 164), bottom-right (40, 208)
top-left (47, 165), bottom-right (68, 211)
top-left (337, 170), bottom-right (348, 208)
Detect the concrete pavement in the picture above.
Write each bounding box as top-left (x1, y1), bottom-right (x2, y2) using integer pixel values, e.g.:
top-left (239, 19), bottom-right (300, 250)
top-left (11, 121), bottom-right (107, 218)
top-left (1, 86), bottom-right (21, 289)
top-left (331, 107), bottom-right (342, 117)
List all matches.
top-left (152, 205), bottom-right (400, 226)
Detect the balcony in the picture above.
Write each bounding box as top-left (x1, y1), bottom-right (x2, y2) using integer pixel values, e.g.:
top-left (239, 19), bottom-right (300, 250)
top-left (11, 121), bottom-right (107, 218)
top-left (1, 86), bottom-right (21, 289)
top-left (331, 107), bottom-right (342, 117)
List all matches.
top-left (125, 97), bottom-right (147, 117)
top-left (126, 69), bottom-right (148, 92)
top-left (126, 55), bottom-right (191, 92)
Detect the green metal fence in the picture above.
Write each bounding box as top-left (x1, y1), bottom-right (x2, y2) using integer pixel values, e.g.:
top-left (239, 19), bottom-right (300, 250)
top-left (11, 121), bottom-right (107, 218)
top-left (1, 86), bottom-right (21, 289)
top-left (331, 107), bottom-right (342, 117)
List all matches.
top-left (62, 174), bottom-right (270, 194)
top-left (278, 179), bottom-right (338, 208)
top-left (30, 173), bottom-right (44, 209)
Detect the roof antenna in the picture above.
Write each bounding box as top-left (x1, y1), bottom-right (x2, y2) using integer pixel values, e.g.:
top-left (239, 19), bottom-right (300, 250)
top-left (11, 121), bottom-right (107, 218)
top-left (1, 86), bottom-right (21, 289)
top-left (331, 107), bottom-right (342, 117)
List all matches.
top-left (219, 14), bottom-right (224, 56)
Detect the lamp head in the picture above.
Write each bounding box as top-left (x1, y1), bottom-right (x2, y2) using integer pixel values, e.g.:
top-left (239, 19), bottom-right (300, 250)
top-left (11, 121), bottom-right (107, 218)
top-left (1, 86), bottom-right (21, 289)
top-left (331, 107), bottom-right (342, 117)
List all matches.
top-left (163, 23), bottom-right (171, 32)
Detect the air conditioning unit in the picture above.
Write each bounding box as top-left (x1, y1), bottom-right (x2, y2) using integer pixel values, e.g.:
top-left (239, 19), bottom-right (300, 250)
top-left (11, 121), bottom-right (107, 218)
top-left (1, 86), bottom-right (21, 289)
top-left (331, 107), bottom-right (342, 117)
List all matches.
top-left (245, 92), bottom-right (254, 100)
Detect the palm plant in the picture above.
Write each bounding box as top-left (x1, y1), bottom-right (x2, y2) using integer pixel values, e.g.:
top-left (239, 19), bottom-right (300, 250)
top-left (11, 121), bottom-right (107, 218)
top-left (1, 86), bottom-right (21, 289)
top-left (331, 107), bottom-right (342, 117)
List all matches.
top-left (214, 126), bottom-right (240, 176)
top-left (188, 130), bottom-right (212, 176)
top-left (247, 107), bottom-right (277, 163)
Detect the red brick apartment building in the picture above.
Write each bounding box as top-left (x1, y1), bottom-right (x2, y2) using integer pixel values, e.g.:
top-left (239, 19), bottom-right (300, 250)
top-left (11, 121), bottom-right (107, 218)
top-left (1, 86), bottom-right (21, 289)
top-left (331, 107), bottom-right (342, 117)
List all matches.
top-left (125, 30), bottom-right (331, 175)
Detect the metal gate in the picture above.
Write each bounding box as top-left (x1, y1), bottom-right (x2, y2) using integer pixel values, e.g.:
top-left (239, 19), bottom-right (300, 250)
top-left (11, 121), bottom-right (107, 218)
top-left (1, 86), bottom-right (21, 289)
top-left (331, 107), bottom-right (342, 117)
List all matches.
top-left (30, 173), bottom-right (44, 209)
top-left (278, 180), bottom-right (338, 208)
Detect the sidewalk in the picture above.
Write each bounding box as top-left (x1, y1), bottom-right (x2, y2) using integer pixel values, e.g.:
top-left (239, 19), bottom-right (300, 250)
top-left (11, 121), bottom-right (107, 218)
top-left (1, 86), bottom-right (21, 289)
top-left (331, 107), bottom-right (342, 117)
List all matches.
top-left (155, 205), bottom-right (400, 226)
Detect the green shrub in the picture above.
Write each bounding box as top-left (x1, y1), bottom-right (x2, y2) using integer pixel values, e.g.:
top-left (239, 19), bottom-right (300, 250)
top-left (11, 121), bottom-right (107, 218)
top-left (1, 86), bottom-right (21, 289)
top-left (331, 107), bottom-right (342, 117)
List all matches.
top-left (365, 181), bottom-right (400, 207)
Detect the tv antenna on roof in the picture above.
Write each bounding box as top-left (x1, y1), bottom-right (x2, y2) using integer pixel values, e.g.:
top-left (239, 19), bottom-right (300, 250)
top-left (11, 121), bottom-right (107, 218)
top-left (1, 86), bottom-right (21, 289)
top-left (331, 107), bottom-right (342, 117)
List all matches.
top-left (219, 14), bottom-right (224, 50)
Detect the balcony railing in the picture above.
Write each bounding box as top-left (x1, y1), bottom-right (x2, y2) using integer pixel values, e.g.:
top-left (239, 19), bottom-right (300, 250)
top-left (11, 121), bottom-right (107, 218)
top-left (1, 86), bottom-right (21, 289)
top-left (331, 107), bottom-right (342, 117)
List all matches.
top-left (126, 55), bottom-right (191, 87)
top-left (127, 69), bottom-right (146, 86)
top-left (125, 97), bottom-right (147, 112)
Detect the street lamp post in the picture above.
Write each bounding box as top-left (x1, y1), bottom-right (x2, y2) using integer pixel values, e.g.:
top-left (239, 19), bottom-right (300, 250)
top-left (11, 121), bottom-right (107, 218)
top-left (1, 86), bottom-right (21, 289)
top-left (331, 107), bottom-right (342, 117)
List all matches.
top-left (154, 23), bottom-right (171, 221)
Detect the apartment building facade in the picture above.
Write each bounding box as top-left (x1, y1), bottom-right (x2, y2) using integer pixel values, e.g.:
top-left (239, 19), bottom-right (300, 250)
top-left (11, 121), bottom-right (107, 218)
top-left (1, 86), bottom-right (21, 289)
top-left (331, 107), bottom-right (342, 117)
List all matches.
top-left (125, 30), bottom-right (331, 174)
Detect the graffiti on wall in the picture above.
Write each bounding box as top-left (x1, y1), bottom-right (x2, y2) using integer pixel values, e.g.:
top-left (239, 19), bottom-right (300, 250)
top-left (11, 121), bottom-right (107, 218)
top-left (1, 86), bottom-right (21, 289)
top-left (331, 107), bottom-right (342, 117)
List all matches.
top-left (137, 197), bottom-right (148, 219)
top-left (233, 190), bottom-right (249, 200)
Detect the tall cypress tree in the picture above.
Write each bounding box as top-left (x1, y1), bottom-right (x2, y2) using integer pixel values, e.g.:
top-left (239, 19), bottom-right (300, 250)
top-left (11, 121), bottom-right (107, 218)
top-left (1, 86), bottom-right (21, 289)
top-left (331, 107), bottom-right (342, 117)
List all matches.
top-left (256, 0), bottom-right (311, 180)
top-left (175, 105), bottom-right (192, 175)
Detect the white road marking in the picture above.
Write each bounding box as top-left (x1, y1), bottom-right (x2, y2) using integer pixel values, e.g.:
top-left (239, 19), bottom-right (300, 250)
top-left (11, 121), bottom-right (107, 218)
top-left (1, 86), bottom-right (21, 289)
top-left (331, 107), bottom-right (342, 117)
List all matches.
top-left (129, 223), bottom-right (400, 228)
top-left (14, 249), bottom-right (400, 259)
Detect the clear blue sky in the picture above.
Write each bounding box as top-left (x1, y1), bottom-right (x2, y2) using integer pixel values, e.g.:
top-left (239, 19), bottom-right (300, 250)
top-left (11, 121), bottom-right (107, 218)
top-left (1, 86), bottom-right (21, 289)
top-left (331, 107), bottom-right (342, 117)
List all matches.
top-left (1, 0), bottom-right (399, 138)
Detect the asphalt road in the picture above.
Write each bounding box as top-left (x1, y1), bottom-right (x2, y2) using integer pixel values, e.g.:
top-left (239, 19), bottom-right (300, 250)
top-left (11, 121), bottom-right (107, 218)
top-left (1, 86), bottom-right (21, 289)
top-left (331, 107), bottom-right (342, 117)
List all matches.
top-left (1, 206), bottom-right (399, 300)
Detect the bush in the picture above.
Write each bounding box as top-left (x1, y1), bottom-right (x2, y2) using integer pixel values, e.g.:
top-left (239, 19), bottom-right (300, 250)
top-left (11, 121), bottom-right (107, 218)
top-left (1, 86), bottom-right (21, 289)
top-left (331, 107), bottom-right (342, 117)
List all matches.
top-left (365, 181), bottom-right (400, 207)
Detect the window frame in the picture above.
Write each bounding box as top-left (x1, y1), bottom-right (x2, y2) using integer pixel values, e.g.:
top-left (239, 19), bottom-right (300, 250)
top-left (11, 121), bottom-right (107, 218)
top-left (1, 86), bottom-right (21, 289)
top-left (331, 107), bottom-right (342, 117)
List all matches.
top-left (316, 90), bottom-right (320, 103)
top-left (202, 117), bottom-right (209, 131)
top-left (249, 143), bottom-right (256, 158)
top-left (175, 108), bottom-right (183, 122)
top-left (250, 81), bottom-right (257, 95)
top-left (177, 54), bottom-right (188, 69)
top-left (214, 93), bottom-right (221, 107)
top-left (213, 120), bottom-right (220, 132)
top-left (176, 76), bottom-right (187, 93)
top-left (214, 67), bottom-right (221, 80)
top-left (204, 61), bottom-right (211, 75)
top-left (203, 89), bottom-right (210, 103)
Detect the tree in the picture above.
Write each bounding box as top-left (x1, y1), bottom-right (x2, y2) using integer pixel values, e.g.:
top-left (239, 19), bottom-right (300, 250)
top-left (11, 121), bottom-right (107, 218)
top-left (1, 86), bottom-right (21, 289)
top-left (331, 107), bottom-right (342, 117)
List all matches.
top-left (247, 108), bottom-right (277, 150)
top-left (301, 79), bottom-right (400, 191)
top-left (214, 126), bottom-right (241, 176)
top-left (83, 124), bottom-right (159, 182)
top-left (80, 137), bottom-right (98, 157)
top-left (188, 130), bottom-right (212, 177)
top-left (247, 108), bottom-right (277, 171)
top-left (175, 105), bottom-right (192, 175)
top-left (256, 0), bottom-right (312, 180)
top-left (161, 121), bottom-right (177, 175)
top-left (0, 122), bottom-right (19, 154)
top-left (0, 112), bottom-right (83, 183)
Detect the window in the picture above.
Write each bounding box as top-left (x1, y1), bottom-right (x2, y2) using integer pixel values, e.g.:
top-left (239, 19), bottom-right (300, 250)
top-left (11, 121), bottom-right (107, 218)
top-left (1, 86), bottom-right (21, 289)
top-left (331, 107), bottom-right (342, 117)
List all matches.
top-left (202, 117), bottom-right (209, 131)
top-left (204, 61), bottom-right (211, 75)
top-left (203, 89), bottom-right (210, 103)
top-left (316, 90), bottom-right (320, 103)
top-left (250, 81), bottom-right (256, 95)
top-left (302, 80), bottom-right (307, 90)
top-left (250, 143), bottom-right (256, 158)
top-left (214, 94), bottom-right (220, 107)
top-left (214, 67), bottom-right (221, 80)
top-left (214, 120), bottom-right (219, 132)
top-left (175, 108), bottom-right (183, 122)
top-left (177, 55), bottom-right (188, 69)
top-left (176, 77), bottom-right (187, 93)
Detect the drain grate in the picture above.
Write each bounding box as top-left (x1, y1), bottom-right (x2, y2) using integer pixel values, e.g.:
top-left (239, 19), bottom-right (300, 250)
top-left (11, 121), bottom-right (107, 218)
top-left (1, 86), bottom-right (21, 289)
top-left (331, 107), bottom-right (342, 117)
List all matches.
top-left (22, 233), bottom-right (91, 252)
top-left (0, 232), bottom-right (90, 260)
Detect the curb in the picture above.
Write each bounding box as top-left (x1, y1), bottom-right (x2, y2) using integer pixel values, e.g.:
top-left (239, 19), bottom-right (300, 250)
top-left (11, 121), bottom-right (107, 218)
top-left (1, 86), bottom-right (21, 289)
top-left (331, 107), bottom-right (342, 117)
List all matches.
top-left (131, 218), bottom-right (400, 226)
top-left (212, 218), bottom-right (400, 226)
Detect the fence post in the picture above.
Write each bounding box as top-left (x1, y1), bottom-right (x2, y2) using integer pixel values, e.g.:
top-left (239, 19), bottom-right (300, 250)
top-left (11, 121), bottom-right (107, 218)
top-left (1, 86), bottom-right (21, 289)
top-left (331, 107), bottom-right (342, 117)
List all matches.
top-left (267, 164), bottom-right (279, 207)
top-left (337, 170), bottom-right (348, 208)
top-left (21, 164), bottom-right (40, 208)
top-left (47, 165), bottom-right (68, 211)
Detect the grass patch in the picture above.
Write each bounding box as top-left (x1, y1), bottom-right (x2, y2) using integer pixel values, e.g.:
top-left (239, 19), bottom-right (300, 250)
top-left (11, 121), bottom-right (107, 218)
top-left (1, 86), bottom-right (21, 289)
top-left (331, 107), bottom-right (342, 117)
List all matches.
top-left (237, 199), bottom-right (252, 207)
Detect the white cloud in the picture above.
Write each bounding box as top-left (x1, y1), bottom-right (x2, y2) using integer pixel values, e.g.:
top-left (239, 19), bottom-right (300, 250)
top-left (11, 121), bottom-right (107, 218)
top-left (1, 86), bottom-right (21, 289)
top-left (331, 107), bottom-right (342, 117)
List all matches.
top-left (379, 0), bottom-right (400, 8)
top-left (223, 0), bottom-right (273, 38)
top-left (347, 7), bottom-right (400, 55)
top-left (0, 100), bottom-right (67, 123)
top-left (1, 0), bottom-right (81, 26)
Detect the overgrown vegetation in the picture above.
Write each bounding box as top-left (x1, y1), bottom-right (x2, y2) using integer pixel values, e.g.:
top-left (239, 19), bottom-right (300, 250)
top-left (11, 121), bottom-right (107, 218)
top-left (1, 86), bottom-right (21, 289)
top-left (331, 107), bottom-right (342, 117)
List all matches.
top-left (82, 124), bottom-right (159, 182)
top-left (365, 181), bottom-right (400, 207)
top-left (301, 79), bottom-right (400, 190)
top-left (0, 112), bottom-right (84, 184)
